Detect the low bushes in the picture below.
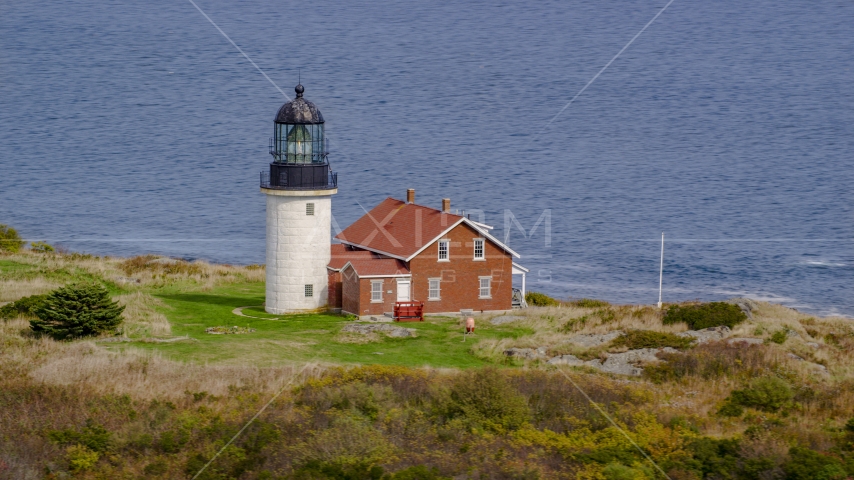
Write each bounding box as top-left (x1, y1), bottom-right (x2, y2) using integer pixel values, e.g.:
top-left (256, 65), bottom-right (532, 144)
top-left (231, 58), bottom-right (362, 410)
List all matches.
top-left (610, 330), bottom-right (695, 350)
top-left (30, 283), bottom-right (124, 340)
top-left (643, 342), bottom-right (775, 383)
top-left (0, 224), bottom-right (25, 253)
top-left (663, 302), bottom-right (747, 330)
top-left (719, 376), bottom-right (794, 416)
top-left (0, 293), bottom-right (48, 319)
top-left (443, 368), bottom-right (530, 432)
top-left (569, 298), bottom-right (610, 308)
top-left (783, 447), bottom-right (850, 480)
top-left (525, 291), bottom-right (559, 307)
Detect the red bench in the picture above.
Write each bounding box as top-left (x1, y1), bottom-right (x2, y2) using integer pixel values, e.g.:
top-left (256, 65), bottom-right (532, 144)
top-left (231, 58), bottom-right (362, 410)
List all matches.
top-left (394, 301), bottom-right (424, 322)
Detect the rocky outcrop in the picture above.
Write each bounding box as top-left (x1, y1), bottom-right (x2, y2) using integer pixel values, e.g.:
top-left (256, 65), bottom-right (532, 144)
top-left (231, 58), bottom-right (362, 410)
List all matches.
top-left (546, 347), bottom-right (679, 376)
top-left (342, 323), bottom-right (417, 338)
top-left (595, 348), bottom-right (679, 376)
top-left (726, 297), bottom-right (760, 319)
top-left (504, 347), bottom-right (548, 360)
top-left (547, 354), bottom-right (586, 366)
top-left (677, 326), bottom-right (731, 344)
top-left (727, 337), bottom-right (764, 346)
top-left (564, 331), bottom-right (624, 348)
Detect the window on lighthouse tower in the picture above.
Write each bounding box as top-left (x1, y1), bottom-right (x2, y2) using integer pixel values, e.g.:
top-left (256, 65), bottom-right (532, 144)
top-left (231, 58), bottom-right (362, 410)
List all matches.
top-left (287, 125), bottom-right (312, 164)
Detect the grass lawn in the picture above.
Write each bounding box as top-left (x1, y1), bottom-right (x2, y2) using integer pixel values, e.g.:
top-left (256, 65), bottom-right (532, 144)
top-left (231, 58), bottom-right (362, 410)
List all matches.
top-left (107, 281), bottom-right (532, 368)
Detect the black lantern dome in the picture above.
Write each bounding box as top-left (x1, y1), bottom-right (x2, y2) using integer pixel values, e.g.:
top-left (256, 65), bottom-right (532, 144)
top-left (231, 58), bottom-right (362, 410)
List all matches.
top-left (262, 84), bottom-right (337, 190)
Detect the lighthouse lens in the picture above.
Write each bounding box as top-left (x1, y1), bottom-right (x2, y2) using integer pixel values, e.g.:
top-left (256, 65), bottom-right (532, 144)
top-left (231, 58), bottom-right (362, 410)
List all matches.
top-left (287, 125), bottom-right (312, 163)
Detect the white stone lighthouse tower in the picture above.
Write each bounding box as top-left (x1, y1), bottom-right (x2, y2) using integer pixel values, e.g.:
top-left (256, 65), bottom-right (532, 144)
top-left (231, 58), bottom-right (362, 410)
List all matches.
top-left (260, 84), bottom-right (337, 314)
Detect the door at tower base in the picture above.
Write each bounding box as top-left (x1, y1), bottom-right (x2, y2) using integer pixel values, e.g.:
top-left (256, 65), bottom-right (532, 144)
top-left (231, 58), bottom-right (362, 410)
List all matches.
top-left (265, 194), bottom-right (332, 314)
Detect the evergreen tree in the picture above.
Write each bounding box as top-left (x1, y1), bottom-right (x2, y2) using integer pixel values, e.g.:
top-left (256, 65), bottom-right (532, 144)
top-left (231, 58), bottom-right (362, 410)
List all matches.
top-left (31, 283), bottom-right (124, 340)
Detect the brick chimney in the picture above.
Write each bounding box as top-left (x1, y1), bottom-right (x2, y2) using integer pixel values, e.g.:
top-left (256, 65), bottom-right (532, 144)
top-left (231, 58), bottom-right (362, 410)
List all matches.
top-left (406, 188), bottom-right (415, 204)
top-left (442, 198), bottom-right (451, 213)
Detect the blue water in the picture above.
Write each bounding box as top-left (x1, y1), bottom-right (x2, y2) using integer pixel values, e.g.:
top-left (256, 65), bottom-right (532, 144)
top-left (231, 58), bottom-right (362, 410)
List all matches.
top-left (1, 0), bottom-right (852, 316)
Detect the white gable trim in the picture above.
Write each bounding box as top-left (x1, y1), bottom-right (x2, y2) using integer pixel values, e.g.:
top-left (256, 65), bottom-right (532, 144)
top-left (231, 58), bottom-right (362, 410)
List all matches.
top-left (403, 217), bottom-right (520, 261)
top-left (403, 217), bottom-right (466, 261)
top-left (339, 261), bottom-right (411, 278)
top-left (466, 218), bottom-right (521, 258)
top-left (512, 262), bottom-right (529, 274)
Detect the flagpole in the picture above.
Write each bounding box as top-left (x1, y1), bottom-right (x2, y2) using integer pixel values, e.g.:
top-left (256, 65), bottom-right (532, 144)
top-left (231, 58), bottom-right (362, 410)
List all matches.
top-left (657, 232), bottom-right (664, 308)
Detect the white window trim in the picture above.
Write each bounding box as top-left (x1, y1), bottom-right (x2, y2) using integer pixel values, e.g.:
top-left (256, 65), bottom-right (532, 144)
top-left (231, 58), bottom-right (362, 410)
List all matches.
top-left (437, 239), bottom-right (450, 262)
top-left (478, 276), bottom-right (491, 299)
top-left (370, 280), bottom-right (383, 303)
top-left (473, 238), bottom-right (485, 261)
top-left (428, 278), bottom-right (441, 301)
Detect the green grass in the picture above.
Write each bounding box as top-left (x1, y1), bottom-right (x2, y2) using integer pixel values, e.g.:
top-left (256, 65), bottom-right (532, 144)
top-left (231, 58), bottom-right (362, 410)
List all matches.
top-left (105, 281), bottom-right (528, 368)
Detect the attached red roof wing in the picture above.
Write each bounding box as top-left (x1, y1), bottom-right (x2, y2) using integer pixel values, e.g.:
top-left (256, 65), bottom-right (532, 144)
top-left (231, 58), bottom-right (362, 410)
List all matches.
top-left (335, 198), bottom-right (464, 259)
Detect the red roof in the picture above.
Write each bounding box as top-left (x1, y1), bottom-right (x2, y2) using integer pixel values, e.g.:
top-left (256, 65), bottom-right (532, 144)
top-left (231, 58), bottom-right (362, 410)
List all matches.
top-left (328, 243), bottom-right (410, 277)
top-left (335, 198), bottom-right (464, 259)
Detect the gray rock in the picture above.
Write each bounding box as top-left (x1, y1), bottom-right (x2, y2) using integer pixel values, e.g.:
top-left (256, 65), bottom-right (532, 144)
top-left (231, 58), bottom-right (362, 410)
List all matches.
top-left (547, 354), bottom-right (585, 366)
top-left (808, 362), bottom-right (829, 375)
top-left (548, 348), bottom-right (677, 376)
top-left (342, 323), bottom-right (417, 338)
top-left (787, 352), bottom-right (805, 361)
top-left (598, 348), bottom-right (678, 376)
top-left (565, 331), bottom-right (624, 348)
top-left (491, 315), bottom-right (523, 325)
top-left (726, 297), bottom-right (760, 319)
top-left (806, 342), bottom-right (821, 349)
top-left (504, 347), bottom-right (548, 360)
top-left (678, 326), bottom-right (731, 344)
top-left (727, 337), bottom-right (764, 346)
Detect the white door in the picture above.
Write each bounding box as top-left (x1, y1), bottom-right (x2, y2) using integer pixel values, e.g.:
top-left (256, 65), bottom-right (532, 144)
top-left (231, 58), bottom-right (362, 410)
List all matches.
top-left (397, 280), bottom-right (411, 301)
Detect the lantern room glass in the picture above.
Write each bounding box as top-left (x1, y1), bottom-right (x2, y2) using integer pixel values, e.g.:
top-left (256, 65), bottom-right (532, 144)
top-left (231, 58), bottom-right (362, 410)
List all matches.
top-left (273, 123), bottom-right (325, 164)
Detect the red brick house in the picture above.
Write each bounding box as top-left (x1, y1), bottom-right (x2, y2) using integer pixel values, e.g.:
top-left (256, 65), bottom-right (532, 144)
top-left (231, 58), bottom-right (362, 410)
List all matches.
top-left (327, 189), bottom-right (528, 317)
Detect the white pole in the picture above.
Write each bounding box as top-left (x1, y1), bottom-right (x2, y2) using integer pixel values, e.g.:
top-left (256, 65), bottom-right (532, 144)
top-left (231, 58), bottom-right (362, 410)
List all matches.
top-left (657, 232), bottom-right (664, 308)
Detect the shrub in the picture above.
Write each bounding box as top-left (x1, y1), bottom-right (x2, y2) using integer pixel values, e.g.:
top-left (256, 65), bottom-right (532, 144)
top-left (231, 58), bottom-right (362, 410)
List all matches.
top-left (0, 224), bottom-right (25, 253)
top-left (0, 293), bottom-right (48, 319)
top-left (686, 437), bottom-right (740, 478)
top-left (525, 291), bottom-right (559, 307)
top-left (290, 460), bottom-right (385, 479)
top-left (717, 401), bottom-right (744, 417)
top-left (143, 460), bottom-right (168, 475)
top-left (663, 302), bottom-right (747, 330)
top-left (30, 283), bottom-right (125, 340)
top-left (783, 447), bottom-right (848, 480)
top-left (389, 465), bottom-right (450, 479)
top-left (66, 444), bottom-right (99, 473)
top-left (443, 368), bottom-right (530, 432)
top-left (49, 420), bottom-right (112, 453)
top-left (727, 377), bottom-right (793, 412)
top-left (769, 330), bottom-right (788, 344)
top-left (610, 330), bottom-right (695, 350)
top-left (570, 298), bottom-right (610, 308)
top-left (29, 241), bottom-right (54, 253)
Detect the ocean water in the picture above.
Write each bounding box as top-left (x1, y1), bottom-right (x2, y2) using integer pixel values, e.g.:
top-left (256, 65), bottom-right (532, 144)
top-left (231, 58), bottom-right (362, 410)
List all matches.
top-left (1, 0), bottom-right (852, 316)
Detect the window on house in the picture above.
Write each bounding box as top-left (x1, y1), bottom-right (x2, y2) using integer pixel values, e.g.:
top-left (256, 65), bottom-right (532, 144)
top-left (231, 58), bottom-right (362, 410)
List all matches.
top-left (473, 238), bottom-right (484, 260)
top-left (438, 240), bottom-right (449, 261)
top-left (304, 284), bottom-right (314, 297)
top-left (371, 281), bottom-right (383, 302)
top-left (306, 203), bottom-right (315, 216)
top-left (479, 277), bottom-right (491, 298)
top-left (428, 278), bottom-right (441, 300)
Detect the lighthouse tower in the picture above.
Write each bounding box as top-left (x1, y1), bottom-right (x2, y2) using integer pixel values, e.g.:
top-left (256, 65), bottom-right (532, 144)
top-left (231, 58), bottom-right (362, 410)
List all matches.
top-left (260, 84), bottom-right (337, 314)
